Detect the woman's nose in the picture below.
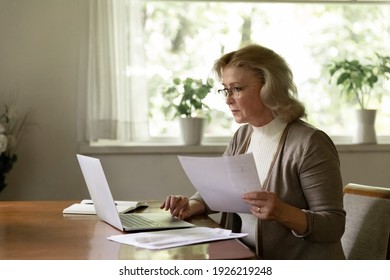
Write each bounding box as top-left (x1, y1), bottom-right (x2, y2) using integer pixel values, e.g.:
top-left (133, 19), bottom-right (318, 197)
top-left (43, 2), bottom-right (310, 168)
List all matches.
top-left (225, 95), bottom-right (235, 105)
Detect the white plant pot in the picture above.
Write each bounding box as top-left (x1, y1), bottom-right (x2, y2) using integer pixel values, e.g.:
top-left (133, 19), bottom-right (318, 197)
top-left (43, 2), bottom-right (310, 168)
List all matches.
top-left (179, 117), bottom-right (205, 146)
top-left (353, 109), bottom-right (377, 144)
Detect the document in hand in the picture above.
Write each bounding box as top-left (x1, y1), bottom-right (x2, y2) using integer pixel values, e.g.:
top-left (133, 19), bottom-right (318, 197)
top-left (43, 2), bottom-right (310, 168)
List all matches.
top-left (108, 227), bottom-right (247, 250)
top-left (178, 153), bottom-right (260, 213)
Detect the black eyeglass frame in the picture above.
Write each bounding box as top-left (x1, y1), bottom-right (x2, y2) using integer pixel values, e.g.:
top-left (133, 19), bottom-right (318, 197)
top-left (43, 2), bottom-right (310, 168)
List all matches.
top-left (217, 82), bottom-right (258, 98)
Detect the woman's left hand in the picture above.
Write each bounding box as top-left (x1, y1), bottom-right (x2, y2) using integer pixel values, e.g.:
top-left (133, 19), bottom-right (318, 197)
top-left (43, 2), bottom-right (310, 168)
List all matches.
top-left (242, 191), bottom-right (309, 235)
top-left (242, 191), bottom-right (284, 220)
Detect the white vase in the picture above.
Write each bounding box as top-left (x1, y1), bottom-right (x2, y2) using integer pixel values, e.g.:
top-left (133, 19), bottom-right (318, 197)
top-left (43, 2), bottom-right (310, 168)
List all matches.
top-left (353, 109), bottom-right (377, 144)
top-left (179, 117), bottom-right (205, 145)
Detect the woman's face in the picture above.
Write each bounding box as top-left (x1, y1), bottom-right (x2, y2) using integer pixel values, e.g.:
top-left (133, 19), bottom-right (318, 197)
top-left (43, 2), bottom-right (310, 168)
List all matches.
top-left (221, 66), bottom-right (274, 127)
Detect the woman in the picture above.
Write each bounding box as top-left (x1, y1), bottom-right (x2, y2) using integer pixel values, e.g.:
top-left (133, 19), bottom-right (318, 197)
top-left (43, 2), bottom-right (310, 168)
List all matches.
top-left (161, 44), bottom-right (346, 259)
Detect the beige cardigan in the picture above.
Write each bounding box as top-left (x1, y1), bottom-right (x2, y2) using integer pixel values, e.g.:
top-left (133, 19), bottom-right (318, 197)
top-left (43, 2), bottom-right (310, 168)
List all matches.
top-left (191, 119), bottom-right (346, 259)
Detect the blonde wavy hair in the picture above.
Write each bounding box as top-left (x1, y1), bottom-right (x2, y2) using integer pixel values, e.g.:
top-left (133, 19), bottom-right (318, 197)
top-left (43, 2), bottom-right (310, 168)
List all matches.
top-left (213, 44), bottom-right (307, 122)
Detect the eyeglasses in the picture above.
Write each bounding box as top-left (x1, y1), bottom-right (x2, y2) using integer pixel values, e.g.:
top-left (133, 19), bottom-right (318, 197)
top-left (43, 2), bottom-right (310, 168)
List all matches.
top-left (217, 82), bottom-right (258, 98)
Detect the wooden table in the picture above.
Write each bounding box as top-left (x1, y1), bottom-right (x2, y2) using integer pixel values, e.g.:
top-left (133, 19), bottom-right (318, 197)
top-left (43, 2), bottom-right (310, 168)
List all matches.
top-left (0, 201), bottom-right (255, 260)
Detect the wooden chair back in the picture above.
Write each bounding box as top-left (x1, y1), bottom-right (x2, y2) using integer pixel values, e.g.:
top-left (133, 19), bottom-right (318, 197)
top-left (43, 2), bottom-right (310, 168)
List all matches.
top-left (342, 183), bottom-right (390, 260)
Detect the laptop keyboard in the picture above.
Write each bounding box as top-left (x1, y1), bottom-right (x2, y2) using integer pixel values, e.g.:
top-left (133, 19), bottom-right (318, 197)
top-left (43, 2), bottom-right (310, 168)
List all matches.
top-left (120, 214), bottom-right (161, 228)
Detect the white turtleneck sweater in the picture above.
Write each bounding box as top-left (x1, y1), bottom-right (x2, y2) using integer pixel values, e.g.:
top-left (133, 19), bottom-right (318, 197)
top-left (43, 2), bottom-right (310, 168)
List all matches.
top-left (239, 118), bottom-right (287, 248)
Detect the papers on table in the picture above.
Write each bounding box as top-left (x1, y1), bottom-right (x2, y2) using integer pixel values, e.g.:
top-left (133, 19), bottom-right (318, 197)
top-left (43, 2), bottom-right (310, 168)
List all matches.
top-left (178, 153), bottom-right (260, 213)
top-left (108, 227), bottom-right (247, 250)
top-left (62, 199), bottom-right (148, 215)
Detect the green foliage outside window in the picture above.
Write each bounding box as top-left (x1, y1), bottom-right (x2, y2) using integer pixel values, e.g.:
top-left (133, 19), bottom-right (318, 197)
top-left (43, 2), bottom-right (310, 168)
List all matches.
top-left (141, 1), bottom-right (390, 138)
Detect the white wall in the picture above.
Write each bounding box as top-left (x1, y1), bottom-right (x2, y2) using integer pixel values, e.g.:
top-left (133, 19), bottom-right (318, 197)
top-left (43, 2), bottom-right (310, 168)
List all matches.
top-left (0, 0), bottom-right (389, 202)
top-left (0, 0), bottom-right (89, 200)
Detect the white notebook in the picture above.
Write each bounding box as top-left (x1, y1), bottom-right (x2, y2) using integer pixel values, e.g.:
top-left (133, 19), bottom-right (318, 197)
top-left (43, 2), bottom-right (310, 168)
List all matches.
top-left (63, 199), bottom-right (148, 215)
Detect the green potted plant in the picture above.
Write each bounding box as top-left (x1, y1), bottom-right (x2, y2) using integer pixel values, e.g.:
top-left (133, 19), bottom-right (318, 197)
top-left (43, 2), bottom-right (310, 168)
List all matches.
top-left (163, 77), bottom-right (213, 145)
top-left (328, 53), bottom-right (390, 144)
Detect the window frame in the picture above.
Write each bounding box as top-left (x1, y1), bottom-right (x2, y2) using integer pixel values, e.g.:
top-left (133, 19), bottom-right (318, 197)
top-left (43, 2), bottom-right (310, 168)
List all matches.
top-left (80, 0), bottom-right (390, 150)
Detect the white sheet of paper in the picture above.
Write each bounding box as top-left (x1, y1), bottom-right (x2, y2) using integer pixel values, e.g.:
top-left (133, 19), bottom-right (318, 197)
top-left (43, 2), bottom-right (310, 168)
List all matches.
top-left (178, 153), bottom-right (260, 213)
top-left (108, 227), bottom-right (247, 250)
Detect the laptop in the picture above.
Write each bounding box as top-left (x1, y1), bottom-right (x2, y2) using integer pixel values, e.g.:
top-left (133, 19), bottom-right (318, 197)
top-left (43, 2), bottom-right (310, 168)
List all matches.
top-left (76, 154), bottom-right (194, 232)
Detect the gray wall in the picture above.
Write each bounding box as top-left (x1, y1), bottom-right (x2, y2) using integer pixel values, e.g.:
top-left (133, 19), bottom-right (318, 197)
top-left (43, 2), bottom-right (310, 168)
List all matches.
top-left (0, 0), bottom-right (389, 202)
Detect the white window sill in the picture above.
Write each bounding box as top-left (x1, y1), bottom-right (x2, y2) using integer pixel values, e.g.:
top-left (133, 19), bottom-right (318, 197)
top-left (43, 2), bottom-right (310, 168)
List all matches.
top-left (78, 140), bottom-right (390, 155)
top-left (78, 142), bottom-right (227, 155)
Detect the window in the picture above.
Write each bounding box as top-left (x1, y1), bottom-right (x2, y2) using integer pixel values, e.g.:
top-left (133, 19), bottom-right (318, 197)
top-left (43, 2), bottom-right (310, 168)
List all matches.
top-left (83, 1), bottom-right (390, 145)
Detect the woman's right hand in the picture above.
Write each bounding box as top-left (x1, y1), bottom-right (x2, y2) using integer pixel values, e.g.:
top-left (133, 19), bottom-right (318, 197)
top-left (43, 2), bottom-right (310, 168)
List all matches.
top-left (160, 195), bottom-right (191, 220)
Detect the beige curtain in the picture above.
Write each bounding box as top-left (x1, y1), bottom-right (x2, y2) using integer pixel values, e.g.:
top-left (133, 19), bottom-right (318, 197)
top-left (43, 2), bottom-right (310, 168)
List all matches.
top-left (85, 0), bottom-right (149, 141)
